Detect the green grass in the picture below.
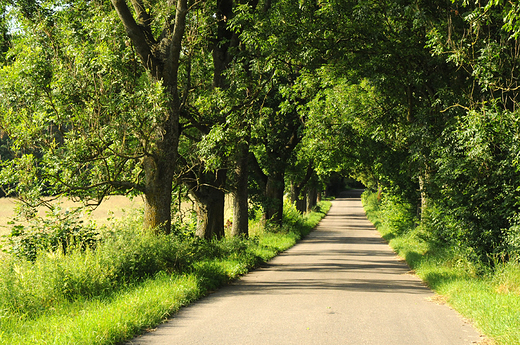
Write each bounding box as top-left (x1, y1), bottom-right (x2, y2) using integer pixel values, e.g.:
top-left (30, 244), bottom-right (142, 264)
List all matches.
top-left (0, 273), bottom-right (201, 345)
top-left (0, 200), bottom-right (331, 345)
top-left (362, 191), bottom-right (520, 345)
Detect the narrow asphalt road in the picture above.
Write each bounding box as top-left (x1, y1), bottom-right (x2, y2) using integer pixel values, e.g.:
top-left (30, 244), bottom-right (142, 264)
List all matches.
top-left (128, 190), bottom-right (483, 345)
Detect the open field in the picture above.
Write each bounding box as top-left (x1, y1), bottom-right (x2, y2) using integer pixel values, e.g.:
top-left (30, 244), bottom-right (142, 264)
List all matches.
top-left (0, 196), bottom-right (145, 238)
top-left (0, 195), bottom-right (234, 238)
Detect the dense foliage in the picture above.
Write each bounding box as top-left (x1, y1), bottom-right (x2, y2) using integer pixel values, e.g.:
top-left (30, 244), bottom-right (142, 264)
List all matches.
top-left (300, 0), bottom-right (520, 265)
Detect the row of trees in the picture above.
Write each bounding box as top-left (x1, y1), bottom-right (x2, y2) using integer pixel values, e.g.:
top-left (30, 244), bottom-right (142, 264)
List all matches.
top-left (0, 0), bottom-right (330, 239)
top-left (1, 0), bottom-right (520, 262)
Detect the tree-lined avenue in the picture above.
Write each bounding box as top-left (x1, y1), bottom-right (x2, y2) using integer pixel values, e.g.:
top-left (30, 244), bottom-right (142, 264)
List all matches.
top-left (128, 190), bottom-right (482, 345)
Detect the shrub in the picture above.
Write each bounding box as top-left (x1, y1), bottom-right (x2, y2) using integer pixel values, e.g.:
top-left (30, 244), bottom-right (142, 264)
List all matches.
top-left (501, 216), bottom-right (520, 260)
top-left (379, 193), bottom-right (416, 235)
top-left (7, 207), bottom-right (98, 261)
top-left (0, 216), bottom-right (196, 319)
top-left (425, 109), bottom-right (520, 263)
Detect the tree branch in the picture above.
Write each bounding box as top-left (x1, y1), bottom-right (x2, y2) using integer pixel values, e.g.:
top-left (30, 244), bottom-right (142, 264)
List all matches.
top-left (130, 0), bottom-right (156, 45)
top-left (164, 0), bottom-right (187, 89)
top-left (249, 152), bottom-right (268, 188)
top-left (111, 0), bottom-right (161, 78)
top-left (51, 172), bottom-right (146, 194)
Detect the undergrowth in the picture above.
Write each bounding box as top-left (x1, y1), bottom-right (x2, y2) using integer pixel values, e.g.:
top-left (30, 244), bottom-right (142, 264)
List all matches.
top-left (0, 200), bottom-right (331, 345)
top-left (362, 190), bottom-right (520, 345)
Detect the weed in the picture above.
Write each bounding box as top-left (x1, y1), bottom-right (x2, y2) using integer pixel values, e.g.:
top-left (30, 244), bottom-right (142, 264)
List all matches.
top-left (492, 259), bottom-right (520, 295)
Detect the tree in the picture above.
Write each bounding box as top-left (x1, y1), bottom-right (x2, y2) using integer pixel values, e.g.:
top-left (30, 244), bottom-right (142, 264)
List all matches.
top-left (177, 0), bottom-right (260, 239)
top-left (422, 0), bottom-right (520, 260)
top-left (233, 0), bottom-right (329, 223)
top-left (111, 0), bottom-right (187, 233)
top-left (0, 0), bottom-right (188, 233)
top-left (0, 0), bottom-right (9, 63)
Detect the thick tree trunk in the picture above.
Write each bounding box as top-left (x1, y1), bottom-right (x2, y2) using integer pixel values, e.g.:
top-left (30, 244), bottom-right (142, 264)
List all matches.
top-left (141, 107), bottom-right (178, 234)
top-left (231, 143), bottom-right (249, 237)
top-left (194, 191), bottom-right (225, 239)
top-left (290, 182), bottom-right (306, 213)
top-left (142, 156), bottom-right (174, 233)
top-left (143, 188), bottom-right (172, 233)
top-left (190, 169), bottom-right (227, 240)
top-left (306, 185), bottom-right (318, 213)
top-left (212, 0), bottom-right (236, 89)
top-left (296, 197), bottom-right (306, 214)
top-left (265, 173), bottom-right (284, 223)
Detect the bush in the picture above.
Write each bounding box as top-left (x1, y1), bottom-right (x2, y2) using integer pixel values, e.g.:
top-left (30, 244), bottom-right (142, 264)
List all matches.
top-left (0, 216), bottom-right (196, 319)
top-left (362, 190), bottom-right (416, 241)
top-left (7, 207), bottom-right (98, 261)
top-left (501, 216), bottom-right (520, 260)
top-left (425, 109), bottom-right (520, 262)
top-left (379, 193), bottom-right (416, 235)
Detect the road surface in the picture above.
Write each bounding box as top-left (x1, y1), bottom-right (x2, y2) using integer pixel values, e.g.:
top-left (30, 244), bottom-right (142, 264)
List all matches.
top-left (128, 190), bottom-right (483, 345)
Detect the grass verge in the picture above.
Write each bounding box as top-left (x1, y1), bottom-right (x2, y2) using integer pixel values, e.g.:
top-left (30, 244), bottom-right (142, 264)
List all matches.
top-left (0, 200), bottom-right (331, 345)
top-left (362, 191), bottom-right (520, 345)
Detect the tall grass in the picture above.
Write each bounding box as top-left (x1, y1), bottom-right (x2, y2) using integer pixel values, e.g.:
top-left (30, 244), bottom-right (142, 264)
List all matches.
top-left (0, 200), bottom-right (331, 345)
top-left (362, 190), bottom-right (520, 345)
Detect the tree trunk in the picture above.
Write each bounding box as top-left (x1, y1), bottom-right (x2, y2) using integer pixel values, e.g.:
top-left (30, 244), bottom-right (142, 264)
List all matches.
top-left (143, 157), bottom-right (174, 233)
top-left (190, 169), bottom-right (227, 240)
top-left (290, 182), bottom-right (306, 213)
top-left (265, 173), bottom-right (284, 223)
top-left (231, 142), bottom-right (249, 237)
top-left (141, 108), bottom-right (179, 234)
top-left (194, 191), bottom-right (225, 239)
top-left (418, 173), bottom-right (428, 219)
top-left (290, 182), bottom-right (297, 204)
top-left (306, 186), bottom-right (317, 213)
top-left (296, 197), bottom-right (306, 214)
top-left (289, 162), bottom-right (314, 213)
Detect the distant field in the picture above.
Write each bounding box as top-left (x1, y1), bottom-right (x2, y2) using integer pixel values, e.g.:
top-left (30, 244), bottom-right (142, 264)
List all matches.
top-left (0, 196), bottom-right (145, 238)
top-left (0, 195), bottom-right (234, 238)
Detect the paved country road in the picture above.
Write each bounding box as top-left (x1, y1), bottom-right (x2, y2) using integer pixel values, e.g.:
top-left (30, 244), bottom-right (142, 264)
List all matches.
top-left (128, 190), bottom-right (484, 345)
